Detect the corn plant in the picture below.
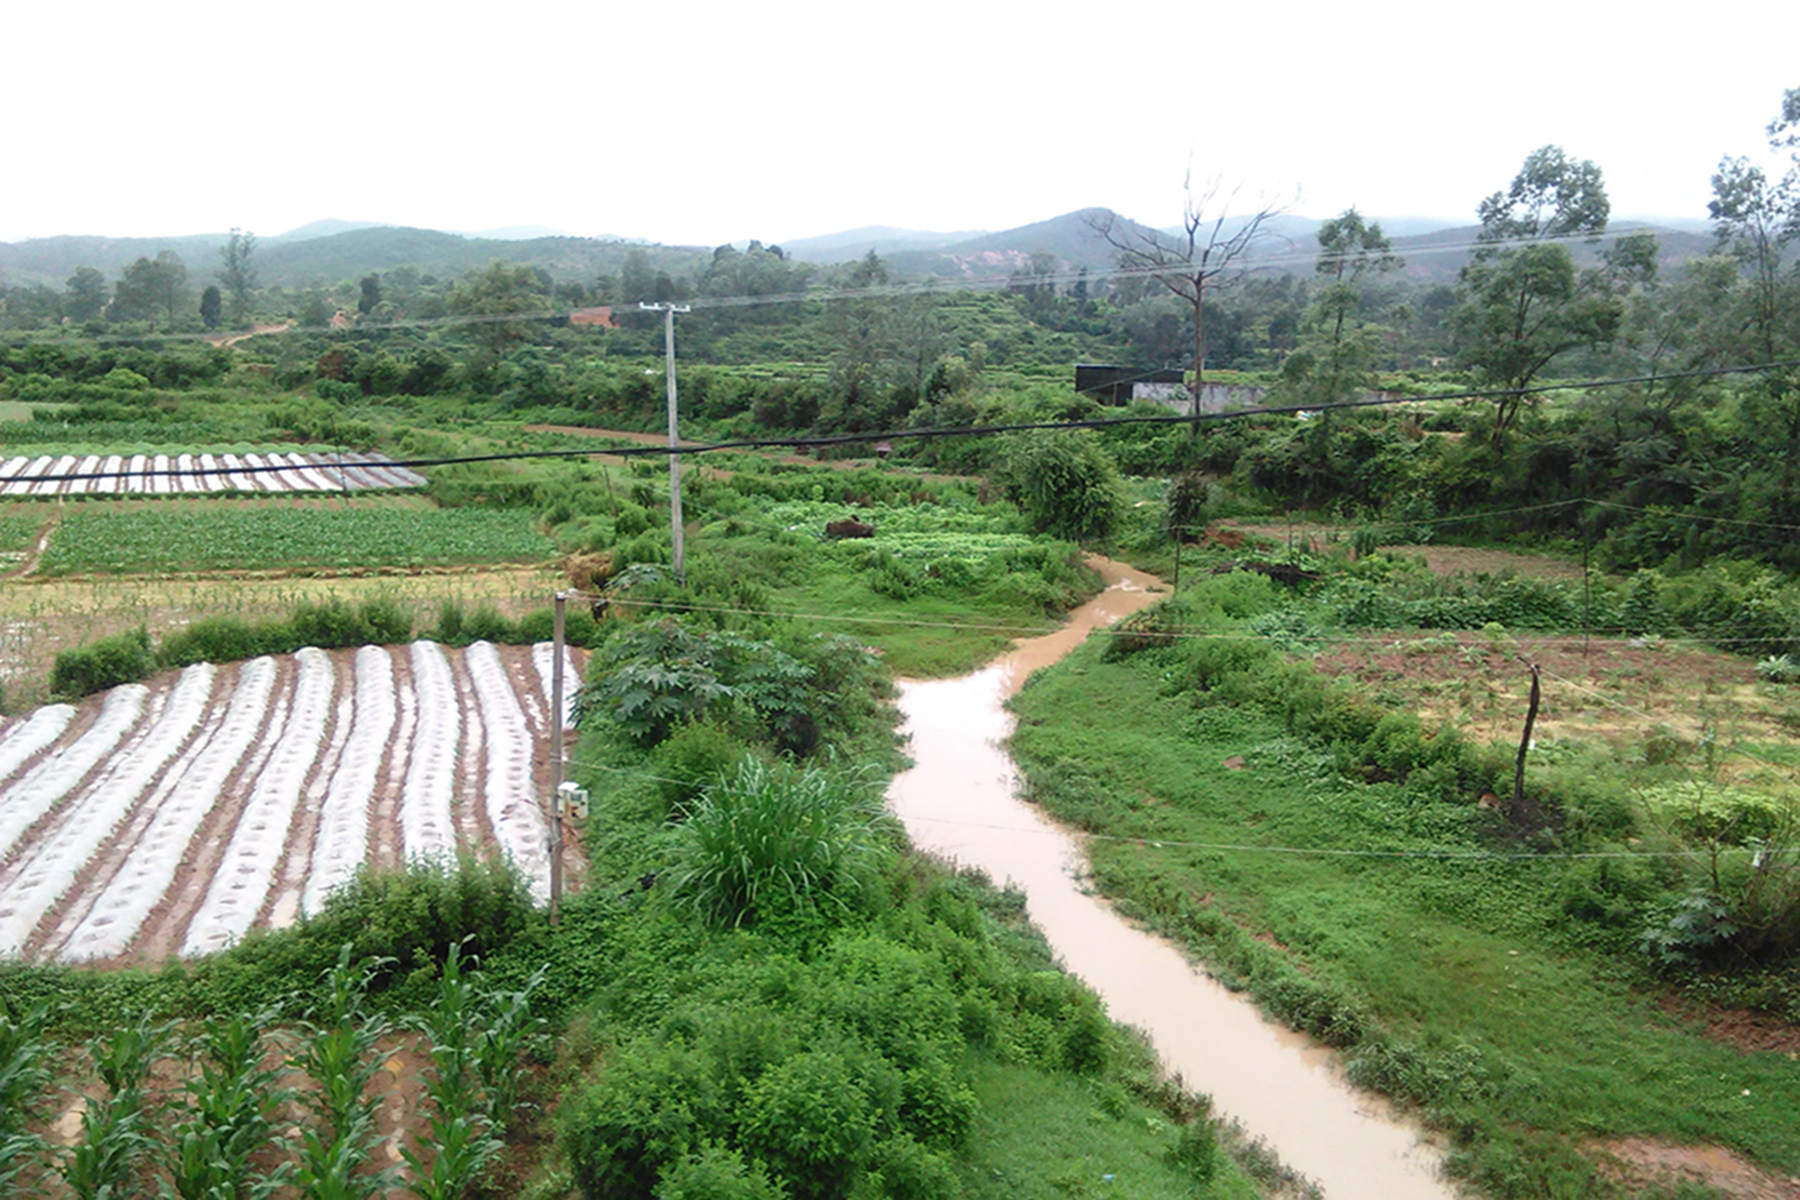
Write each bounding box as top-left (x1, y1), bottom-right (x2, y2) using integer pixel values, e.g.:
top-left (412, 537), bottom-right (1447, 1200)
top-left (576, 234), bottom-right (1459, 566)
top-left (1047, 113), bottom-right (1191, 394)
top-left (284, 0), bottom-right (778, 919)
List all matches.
top-left (402, 940), bottom-right (501, 1200)
top-left (291, 946), bottom-right (392, 1200)
top-left (61, 1013), bottom-right (167, 1200)
top-left (165, 1009), bottom-right (290, 1200)
top-left (0, 999), bottom-right (52, 1192)
top-left (471, 964), bottom-right (548, 1134)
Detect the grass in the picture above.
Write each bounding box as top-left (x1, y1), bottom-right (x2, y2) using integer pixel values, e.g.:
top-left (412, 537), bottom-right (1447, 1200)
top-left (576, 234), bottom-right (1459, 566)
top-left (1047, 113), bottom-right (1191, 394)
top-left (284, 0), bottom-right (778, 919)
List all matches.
top-left (37, 506), bottom-right (554, 574)
top-left (957, 1057), bottom-right (1256, 1199)
top-left (1008, 635), bottom-right (1800, 1193)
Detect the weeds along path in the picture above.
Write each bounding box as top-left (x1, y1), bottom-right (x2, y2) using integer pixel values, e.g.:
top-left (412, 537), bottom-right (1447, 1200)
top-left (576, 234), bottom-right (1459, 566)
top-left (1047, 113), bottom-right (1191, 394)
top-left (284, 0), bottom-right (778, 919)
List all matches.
top-left (0, 640), bottom-right (584, 966)
top-left (886, 556), bottom-right (1452, 1200)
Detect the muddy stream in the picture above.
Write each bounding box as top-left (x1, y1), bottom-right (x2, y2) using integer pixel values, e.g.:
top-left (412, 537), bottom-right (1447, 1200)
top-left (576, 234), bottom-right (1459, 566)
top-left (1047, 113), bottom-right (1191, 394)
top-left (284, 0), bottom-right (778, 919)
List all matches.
top-left (886, 556), bottom-right (1452, 1199)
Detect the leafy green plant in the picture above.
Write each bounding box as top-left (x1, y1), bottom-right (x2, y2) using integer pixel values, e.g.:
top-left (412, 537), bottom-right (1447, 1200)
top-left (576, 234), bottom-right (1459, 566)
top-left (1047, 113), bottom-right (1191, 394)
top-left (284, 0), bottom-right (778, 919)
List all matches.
top-left (403, 941), bottom-right (502, 1200)
top-left (0, 999), bottom-right (51, 1192)
top-left (1756, 653), bottom-right (1800, 683)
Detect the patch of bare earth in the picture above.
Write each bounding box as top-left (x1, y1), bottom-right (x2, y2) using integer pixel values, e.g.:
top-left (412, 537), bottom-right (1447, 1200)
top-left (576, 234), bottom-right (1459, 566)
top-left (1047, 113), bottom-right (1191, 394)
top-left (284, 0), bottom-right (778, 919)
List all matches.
top-left (1658, 994), bottom-right (1800, 1056)
top-left (1594, 1137), bottom-right (1800, 1199)
top-left (1218, 520), bottom-right (1584, 582)
top-left (1309, 630), bottom-right (1790, 758)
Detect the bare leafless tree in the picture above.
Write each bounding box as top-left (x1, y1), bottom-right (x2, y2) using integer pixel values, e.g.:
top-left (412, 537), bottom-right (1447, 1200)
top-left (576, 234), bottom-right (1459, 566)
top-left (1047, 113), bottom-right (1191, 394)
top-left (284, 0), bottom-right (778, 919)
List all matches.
top-left (1087, 172), bottom-right (1286, 436)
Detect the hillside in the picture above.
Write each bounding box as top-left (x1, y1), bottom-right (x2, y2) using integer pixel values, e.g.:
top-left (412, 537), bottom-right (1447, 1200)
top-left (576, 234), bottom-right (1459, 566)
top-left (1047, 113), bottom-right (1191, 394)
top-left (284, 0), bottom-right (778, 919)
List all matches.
top-left (1, 209), bottom-right (1725, 295)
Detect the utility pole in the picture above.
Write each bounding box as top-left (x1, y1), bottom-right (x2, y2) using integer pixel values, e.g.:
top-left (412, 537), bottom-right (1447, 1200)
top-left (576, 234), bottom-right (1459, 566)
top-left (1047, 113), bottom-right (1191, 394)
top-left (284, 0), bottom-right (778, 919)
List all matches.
top-left (641, 301), bottom-right (692, 582)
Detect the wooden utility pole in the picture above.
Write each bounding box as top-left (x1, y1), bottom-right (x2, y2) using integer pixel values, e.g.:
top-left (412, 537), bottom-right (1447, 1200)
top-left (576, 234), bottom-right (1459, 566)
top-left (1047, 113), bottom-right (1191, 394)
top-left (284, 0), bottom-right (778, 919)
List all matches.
top-left (641, 301), bottom-right (692, 582)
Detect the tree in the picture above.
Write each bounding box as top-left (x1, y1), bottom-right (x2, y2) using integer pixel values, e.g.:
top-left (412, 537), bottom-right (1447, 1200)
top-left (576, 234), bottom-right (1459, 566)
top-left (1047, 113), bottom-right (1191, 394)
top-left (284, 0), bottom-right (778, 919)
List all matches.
top-left (64, 267), bottom-right (108, 323)
top-left (358, 274), bottom-right (382, 316)
top-left (1708, 88), bottom-right (1800, 519)
top-left (1282, 208), bottom-right (1403, 406)
top-left (446, 260), bottom-right (552, 360)
top-left (199, 285), bottom-right (223, 330)
top-left (1087, 175), bottom-right (1285, 436)
top-left (1451, 146), bottom-right (1620, 447)
top-left (822, 251), bottom-right (898, 430)
top-left (217, 228), bottom-right (257, 326)
top-left (112, 251), bottom-right (189, 327)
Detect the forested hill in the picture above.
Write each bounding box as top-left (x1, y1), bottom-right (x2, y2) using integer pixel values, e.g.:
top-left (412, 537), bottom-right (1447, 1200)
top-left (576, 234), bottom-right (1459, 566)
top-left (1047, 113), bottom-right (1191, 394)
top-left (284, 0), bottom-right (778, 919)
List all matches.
top-left (0, 226), bottom-right (709, 289)
top-left (2, 208), bottom-right (1720, 292)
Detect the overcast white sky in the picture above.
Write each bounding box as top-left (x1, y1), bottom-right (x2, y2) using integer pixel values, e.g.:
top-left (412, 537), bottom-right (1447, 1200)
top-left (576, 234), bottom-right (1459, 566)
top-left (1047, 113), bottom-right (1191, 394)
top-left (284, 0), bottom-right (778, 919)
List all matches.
top-left (7, 1), bottom-right (1796, 245)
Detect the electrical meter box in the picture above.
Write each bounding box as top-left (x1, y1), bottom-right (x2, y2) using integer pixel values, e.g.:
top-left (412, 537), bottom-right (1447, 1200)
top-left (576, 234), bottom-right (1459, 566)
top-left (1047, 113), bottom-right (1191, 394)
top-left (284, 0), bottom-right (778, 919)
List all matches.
top-left (557, 780), bottom-right (590, 821)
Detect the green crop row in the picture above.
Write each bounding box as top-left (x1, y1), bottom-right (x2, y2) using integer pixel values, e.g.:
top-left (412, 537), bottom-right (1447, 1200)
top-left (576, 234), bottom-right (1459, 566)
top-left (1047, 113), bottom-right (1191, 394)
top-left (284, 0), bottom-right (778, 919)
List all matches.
top-left (36, 507), bottom-right (554, 574)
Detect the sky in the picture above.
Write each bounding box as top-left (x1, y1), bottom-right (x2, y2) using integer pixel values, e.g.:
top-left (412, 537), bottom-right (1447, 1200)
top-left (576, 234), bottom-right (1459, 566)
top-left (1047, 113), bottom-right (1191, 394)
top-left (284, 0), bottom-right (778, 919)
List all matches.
top-left (6, 1), bottom-right (1797, 246)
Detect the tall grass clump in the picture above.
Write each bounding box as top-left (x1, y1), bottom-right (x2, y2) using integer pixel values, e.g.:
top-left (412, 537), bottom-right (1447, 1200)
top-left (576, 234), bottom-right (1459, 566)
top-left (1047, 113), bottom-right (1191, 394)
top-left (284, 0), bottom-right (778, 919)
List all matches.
top-left (666, 758), bottom-right (893, 929)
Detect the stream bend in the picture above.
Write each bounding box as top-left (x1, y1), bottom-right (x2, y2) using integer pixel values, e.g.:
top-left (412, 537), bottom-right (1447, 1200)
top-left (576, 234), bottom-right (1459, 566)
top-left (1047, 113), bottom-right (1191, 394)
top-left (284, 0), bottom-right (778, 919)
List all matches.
top-left (885, 556), bottom-right (1452, 1200)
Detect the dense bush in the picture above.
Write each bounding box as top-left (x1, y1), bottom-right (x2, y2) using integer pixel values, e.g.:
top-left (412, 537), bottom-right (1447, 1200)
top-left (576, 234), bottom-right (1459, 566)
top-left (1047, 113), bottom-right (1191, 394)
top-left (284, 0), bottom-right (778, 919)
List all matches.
top-left (992, 430), bottom-right (1123, 543)
top-left (50, 627), bottom-right (155, 698)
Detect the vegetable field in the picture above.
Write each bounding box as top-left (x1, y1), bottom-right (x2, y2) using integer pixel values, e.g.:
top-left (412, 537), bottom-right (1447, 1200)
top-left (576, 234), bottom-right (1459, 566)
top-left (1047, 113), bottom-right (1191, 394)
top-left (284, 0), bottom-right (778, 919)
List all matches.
top-left (38, 506), bottom-right (554, 573)
top-left (0, 451), bottom-right (425, 496)
top-left (0, 639), bottom-right (581, 965)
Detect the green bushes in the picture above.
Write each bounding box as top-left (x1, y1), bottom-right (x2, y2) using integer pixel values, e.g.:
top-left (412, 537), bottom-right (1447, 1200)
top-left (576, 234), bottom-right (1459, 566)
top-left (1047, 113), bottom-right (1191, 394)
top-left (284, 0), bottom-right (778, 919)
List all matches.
top-left (50, 628), bottom-right (155, 699)
top-left (574, 621), bottom-right (890, 759)
top-left (992, 430), bottom-right (1124, 543)
top-left (50, 597), bottom-right (603, 700)
top-left (559, 865), bottom-right (1145, 1200)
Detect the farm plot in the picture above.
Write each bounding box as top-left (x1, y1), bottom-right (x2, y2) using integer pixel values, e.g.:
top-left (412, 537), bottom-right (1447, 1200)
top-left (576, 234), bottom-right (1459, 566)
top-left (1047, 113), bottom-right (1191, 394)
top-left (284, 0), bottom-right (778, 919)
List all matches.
top-left (37, 505), bottom-right (554, 574)
top-left (0, 450), bottom-right (425, 497)
top-left (0, 639), bottom-right (582, 965)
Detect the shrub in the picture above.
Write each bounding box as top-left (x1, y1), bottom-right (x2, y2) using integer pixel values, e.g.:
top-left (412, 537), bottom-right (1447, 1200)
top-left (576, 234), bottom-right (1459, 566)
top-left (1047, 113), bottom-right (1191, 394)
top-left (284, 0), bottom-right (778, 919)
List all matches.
top-left (650, 720), bottom-right (752, 815)
top-left (159, 616), bottom-right (289, 665)
top-left (654, 1143), bottom-right (784, 1200)
top-left (992, 431), bottom-right (1123, 543)
top-left (741, 1049), bottom-right (877, 1199)
top-left (289, 597), bottom-right (413, 648)
top-left (562, 1041), bottom-right (722, 1198)
top-left (51, 627), bottom-right (154, 698)
top-left (1167, 1118), bottom-right (1221, 1184)
top-left (862, 1135), bottom-right (961, 1200)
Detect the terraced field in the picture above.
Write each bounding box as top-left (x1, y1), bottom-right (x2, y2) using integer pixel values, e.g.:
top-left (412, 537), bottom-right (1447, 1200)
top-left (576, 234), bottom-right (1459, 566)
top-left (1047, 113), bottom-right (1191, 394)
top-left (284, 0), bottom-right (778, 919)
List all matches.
top-left (0, 639), bottom-right (581, 965)
top-left (0, 451), bottom-right (426, 496)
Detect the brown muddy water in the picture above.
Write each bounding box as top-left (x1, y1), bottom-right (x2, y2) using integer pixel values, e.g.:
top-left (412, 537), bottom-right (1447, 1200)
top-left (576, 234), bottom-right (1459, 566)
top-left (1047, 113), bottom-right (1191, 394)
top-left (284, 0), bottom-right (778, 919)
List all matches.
top-left (886, 556), bottom-right (1452, 1199)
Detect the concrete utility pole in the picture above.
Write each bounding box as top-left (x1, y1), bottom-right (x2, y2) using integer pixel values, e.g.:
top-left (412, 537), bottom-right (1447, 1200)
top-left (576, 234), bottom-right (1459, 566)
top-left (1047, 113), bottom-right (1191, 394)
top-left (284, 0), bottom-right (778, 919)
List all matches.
top-left (640, 301), bottom-right (692, 582)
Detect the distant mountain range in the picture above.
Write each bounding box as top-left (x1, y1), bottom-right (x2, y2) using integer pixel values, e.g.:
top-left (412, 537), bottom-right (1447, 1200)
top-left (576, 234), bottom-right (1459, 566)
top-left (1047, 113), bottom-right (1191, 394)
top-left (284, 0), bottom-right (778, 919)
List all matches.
top-left (0, 209), bottom-right (1725, 292)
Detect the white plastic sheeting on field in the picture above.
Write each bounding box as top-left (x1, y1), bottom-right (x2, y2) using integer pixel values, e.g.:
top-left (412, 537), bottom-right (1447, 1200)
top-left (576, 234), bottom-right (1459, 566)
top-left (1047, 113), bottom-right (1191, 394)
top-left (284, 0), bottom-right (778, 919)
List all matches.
top-left (0, 641), bottom-right (582, 964)
top-left (0, 452), bottom-right (426, 497)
